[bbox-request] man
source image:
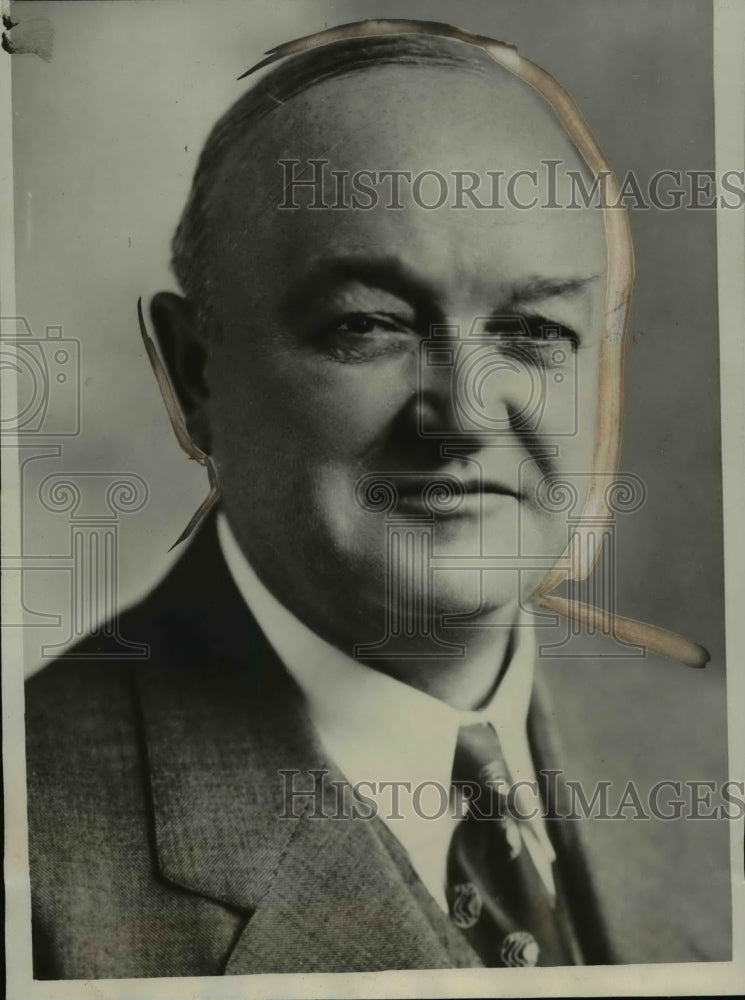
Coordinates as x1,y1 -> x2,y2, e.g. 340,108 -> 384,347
25,21 -> 731,978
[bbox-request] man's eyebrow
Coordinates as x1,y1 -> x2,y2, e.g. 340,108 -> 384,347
283,255 -> 435,317
505,274 -> 601,308
282,256 -> 602,318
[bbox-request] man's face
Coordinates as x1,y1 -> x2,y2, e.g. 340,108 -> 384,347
202,62 -> 608,647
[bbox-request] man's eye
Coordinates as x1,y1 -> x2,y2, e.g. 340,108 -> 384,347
316,312 -> 415,363
520,316 -> 580,348
329,313 -> 402,335
480,318 -> 580,370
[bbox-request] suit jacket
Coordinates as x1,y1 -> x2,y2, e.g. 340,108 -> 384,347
25,515 -> 732,979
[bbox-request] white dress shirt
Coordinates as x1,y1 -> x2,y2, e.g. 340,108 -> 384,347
217,511 -> 555,911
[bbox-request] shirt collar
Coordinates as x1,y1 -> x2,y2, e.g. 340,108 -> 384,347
216,511 -> 537,795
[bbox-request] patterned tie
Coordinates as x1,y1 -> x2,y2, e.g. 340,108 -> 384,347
446,722 -> 580,968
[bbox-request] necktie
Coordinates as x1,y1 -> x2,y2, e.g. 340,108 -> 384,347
446,721 -> 580,968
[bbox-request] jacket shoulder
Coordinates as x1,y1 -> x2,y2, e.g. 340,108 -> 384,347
25,632 -> 243,977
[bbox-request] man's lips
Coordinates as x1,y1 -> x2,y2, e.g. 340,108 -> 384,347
354,471 -> 526,518
391,475 -> 523,512
394,476 -> 520,498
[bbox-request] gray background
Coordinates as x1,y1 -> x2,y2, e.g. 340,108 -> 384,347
10,0 -> 723,678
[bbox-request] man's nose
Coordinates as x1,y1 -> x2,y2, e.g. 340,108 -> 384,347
413,349 -> 462,437
414,333 -> 543,438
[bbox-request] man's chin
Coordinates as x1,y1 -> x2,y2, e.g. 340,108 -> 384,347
430,571 -> 523,621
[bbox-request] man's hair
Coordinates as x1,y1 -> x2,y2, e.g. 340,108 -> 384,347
171,32 -> 510,335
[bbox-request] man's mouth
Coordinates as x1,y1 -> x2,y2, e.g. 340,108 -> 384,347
392,474 -> 521,514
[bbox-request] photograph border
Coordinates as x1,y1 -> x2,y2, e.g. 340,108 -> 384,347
2,1 -> 743,996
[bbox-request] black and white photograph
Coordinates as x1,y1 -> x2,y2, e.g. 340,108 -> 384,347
2,1 -> 744,997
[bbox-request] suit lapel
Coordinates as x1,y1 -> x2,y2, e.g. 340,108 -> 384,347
530,642 -> 731,965
135,635 -> 309,912
528,676 -> 616,965
134,518 -> 478,972
225,770 -> 479,973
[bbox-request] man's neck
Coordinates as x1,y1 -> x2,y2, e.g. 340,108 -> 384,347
358,607 -> 521,711
217,510 -> 523,711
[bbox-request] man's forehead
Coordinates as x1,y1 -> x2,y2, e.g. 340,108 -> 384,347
215,59 -> 590,200
205,56 -> 607,300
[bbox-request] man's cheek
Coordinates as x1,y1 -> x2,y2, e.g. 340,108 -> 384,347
298,374 -> 412,450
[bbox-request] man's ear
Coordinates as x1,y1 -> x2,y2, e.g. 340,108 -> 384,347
149,292 -> 212,454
